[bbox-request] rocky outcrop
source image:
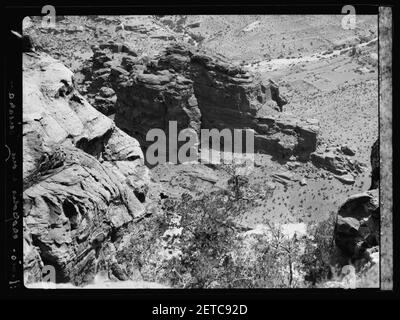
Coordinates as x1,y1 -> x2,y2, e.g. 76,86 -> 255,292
333,189 -> 379,259
310,145 -> 366,183
254,114 -> 319,161
23,52 -> 151,285
78,43 -> 137,115
151,45 -> 285,126
116,68 -> 201,149
82,43 -> 318,161
333,141 -> 380,262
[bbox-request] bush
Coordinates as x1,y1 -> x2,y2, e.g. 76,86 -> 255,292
114,208 -> 168,280
158,180 -> 302,288
121,168 -> 338,288
162,191 -> 239,288
300,213 -> 337,286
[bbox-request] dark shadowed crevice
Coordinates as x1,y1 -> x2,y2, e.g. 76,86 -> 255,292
75,128 -> 113,158
62,199 -> 80,230
134,190 -> 146,203
31,234 -> 70,283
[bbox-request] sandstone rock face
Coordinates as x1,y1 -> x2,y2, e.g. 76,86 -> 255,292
23,53 -> 150,285
310,146 -> 366,182
254,114 -> 319,161
333,189 -> 379,259
116,68 -> 201,149
82,43 -> 318,161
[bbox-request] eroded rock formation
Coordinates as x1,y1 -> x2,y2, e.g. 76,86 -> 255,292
310,145 -> 367,184
333,141 -> 379,262
81,43 -> 319,161
334,189 -> 379,258
23,52 -> 151,285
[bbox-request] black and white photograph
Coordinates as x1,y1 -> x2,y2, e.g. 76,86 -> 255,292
2,2 -> 397,302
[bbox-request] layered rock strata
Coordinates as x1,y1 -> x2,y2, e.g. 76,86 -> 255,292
310,145 -> 367,184
82,44 -> 319,161
23,52 -> 150,285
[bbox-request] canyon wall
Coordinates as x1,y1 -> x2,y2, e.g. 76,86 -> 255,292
81,43 -> 319,161
23,52 -> 151,285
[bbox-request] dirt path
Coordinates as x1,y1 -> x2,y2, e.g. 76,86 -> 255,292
246,37 -> 377,73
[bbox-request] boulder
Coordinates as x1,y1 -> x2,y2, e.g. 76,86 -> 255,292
255,114 -> 319,160
334,173 -> 355,185
99,42 -> 137,56
99,86 -> 115,98
341,144 -> 356,156
299,178 -> 307,186
334,189 -> 379,259
271,171 -> 296,185
186,21 -> 201,28
311,147 -> 365,179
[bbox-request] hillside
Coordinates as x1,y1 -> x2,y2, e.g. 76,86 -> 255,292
22,14 -> 379,288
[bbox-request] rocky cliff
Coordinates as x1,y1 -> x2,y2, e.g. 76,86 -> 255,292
23,52 -> 151,285
80,43 -> 319,161
333,140 -> 379,264
334,189 -> 379,259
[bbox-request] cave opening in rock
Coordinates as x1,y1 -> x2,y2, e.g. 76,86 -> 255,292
134,190 -> 146,203
62,199 -> 80,230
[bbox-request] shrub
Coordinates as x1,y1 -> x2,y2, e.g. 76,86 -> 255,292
158,181 -> 302,288
300,212 -> 337,286
122,167 -> 339,288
